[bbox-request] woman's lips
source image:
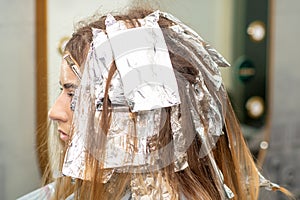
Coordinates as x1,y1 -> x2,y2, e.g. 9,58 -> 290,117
58,129 -> 69,141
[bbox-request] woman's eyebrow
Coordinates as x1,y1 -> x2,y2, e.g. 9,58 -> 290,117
59,81 -> 78,89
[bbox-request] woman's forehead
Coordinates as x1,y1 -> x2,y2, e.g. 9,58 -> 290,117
59,59 -> 78,85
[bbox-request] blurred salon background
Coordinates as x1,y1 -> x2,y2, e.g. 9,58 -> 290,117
0,0 -> 299,199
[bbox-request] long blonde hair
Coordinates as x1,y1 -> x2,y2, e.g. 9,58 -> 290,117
43,8 -> 292,200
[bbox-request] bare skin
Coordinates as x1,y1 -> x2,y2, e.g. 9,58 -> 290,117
48,59 -> 79,142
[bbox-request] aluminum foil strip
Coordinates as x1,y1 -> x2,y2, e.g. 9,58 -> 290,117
170,105 -> 188,172
223,184 -> 235,199
204,43 -> 230,68
63,106 -> 166,179
166,25 -> 223,91
174,67 -> 223,157
184,80 -> 234,199
193,81 -> 224,157
62,132 -> 88,180
258,172 -> 280,191
90,27 -> 127,110
99,109 -> 163,169
162,26 -> 228,122
170,71 -> 200,172
212,159 -> 235,199
62,57 -> 97,180
130,172 -> 174,200
105,12 -> 181,112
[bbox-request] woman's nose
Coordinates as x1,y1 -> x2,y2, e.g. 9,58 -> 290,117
48,94 -> 68,122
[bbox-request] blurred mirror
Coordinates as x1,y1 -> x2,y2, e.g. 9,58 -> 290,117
229,0 -> 271,161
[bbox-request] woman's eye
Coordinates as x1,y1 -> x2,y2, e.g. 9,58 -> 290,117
59,87 -> 75,98
67,92 -> 75,98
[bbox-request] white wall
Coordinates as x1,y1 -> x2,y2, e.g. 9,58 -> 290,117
0,0 -> 40,199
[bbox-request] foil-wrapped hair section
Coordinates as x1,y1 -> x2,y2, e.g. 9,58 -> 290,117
101,109 -> 163,169
105,14 -> 117,26
223,184 -> 235,199
206,151 -> 234,199
259,172 -> 280,191
63,53 -> 82,80
130,172 -> 174,200
170,105 -> 189,172
204,43 -> 230,67
89,28 -> 127,111
105,14 -> 181,112
168,24 -> 224,91
91,28 -> 108,48
139,10 -> 160,27
105,13 -> 127,33
62,131 -> 87,180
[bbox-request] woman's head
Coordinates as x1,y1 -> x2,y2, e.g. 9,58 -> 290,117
45,8 -> 290,200
49,9 -> 202,146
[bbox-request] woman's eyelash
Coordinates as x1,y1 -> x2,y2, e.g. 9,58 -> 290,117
59,87 -> 75,97
67,92 -> 75,97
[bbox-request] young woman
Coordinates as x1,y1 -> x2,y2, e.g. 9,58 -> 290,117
19,6 -> 292,200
